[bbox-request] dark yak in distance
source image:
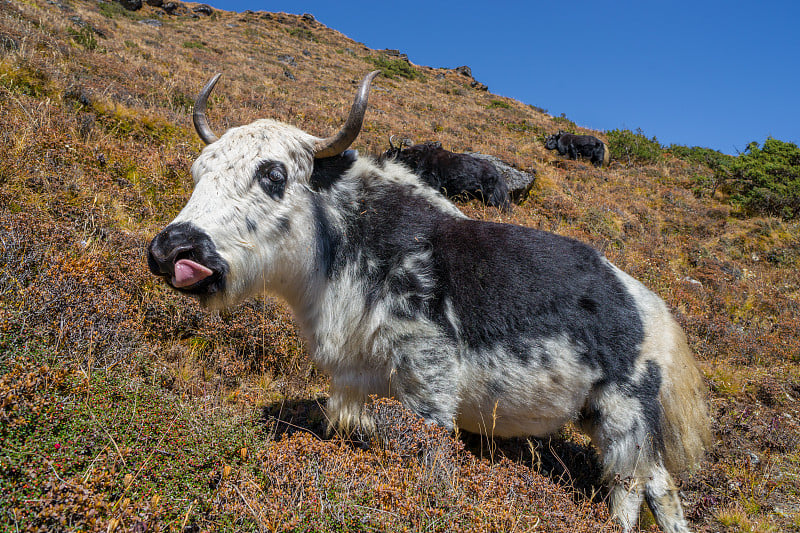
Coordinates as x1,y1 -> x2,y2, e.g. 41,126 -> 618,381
380,138 -> 511,211
544,131 -> 610,167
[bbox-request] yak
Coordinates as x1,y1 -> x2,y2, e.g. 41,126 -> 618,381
148,71 -> 710,532
380,138 -> 511,210
545,130 -> 610,167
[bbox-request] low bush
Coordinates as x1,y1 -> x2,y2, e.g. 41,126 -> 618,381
367,56 -> 425,81
669,145 -> 734,197
606,127 -> 662,164
723,138 -> 800,219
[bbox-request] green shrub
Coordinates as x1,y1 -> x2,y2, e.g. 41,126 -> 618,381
669,145 -> 735,197
487,99 -> 511,109
723,138 -> 800,219
669,145 -> 733,169
0,62 -> 50,97
287,28 -> 316,41
606,128 -> 662,164
98,1 -> 140,19
552,113 -> 576,131
68,27 -> 99,51
505,121 -> 541,135
367,56 -> 425,81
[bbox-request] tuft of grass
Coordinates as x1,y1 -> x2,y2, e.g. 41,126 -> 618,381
368,55 -> 425,81
552,113 -> 577,130
98,1 -> 142,20
68,27 -> 100,51
286,27 -> 315,42
0,60 -> 52,98
182,40 -> 206,50
486,99 -> 511,109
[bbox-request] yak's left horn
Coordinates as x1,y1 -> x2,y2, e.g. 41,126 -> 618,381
193,73 -> 221,145
314,70 -> 380,158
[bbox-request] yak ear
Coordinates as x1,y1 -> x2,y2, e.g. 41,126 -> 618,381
309,149 -> 358,192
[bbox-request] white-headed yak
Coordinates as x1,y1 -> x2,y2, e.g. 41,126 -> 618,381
148,71 -> 710,532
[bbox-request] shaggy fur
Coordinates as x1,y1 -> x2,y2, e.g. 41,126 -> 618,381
148,117 -> 710,533
379,141 -> 511,210
545,131 -> 609,167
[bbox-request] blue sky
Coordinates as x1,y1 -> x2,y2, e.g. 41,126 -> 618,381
205,1 -> 798,155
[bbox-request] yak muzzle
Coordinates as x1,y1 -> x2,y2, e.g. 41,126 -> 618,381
147,222 -> 228,296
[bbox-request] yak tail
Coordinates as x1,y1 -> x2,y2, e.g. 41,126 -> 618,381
658,317 -> 713,474
602,142 -> 610,167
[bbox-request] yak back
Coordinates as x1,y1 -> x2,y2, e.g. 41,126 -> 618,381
381,141 -> 511,210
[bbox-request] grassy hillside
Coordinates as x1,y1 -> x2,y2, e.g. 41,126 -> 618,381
1,1 -> 799,531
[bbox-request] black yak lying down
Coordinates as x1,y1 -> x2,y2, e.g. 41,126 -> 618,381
380,139 -> 511,210
545,131 -> 609,167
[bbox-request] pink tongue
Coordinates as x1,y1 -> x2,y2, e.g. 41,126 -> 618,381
172,259 -> 213,288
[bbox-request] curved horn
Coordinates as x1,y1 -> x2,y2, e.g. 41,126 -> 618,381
389,134 -> 397,150
193,73 -> 222,145
314,70 -> 381,158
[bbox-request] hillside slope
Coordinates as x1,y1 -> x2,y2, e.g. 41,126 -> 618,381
1,1 -> 799,531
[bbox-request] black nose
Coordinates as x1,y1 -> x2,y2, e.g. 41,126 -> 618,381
148,225 -> 194,277
147,222 -> 229,294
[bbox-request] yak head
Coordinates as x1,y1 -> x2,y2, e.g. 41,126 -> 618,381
544,131 -> 565,150
147,71 -> 380,309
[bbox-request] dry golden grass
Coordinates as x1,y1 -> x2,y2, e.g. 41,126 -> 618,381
1,0 -> 800,531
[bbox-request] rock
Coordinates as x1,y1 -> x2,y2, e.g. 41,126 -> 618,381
145,0 -> 162,6
284,69 -> 296,81
467,153 -> 537,203
454,65 -> 472,77
277,54 -> 296,67
138,18 -> 162,27
192,4 -> 213,15
301,13 -> 315,22
161,1 -> 186,15
470,80 -> 488,91
383,49 -> 409,62
115,0 -> 142,10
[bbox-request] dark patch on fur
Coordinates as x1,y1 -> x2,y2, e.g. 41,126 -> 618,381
311,193 -> 339,278
310,150 -> 357,191
254,160 -> 287,200
578,402 -> 603,429
246,217 -> 257,234
379,141 -> 511,210
623,359 -> 665,454
579,296 -> 599,314
276,215 -> 291,235
429,219 -> 644,385
487,379 -> 504,398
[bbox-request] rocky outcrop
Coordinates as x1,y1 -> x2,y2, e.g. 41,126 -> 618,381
467,152 -> 537,202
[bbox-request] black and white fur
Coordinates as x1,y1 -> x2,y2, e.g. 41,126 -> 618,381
148,78 -> 710,533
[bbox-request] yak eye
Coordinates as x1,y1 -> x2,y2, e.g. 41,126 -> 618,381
255,160 -> 287,200
268,166 -> 285,183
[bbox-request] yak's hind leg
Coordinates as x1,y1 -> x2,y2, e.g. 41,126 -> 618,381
580,361 -> 691,533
